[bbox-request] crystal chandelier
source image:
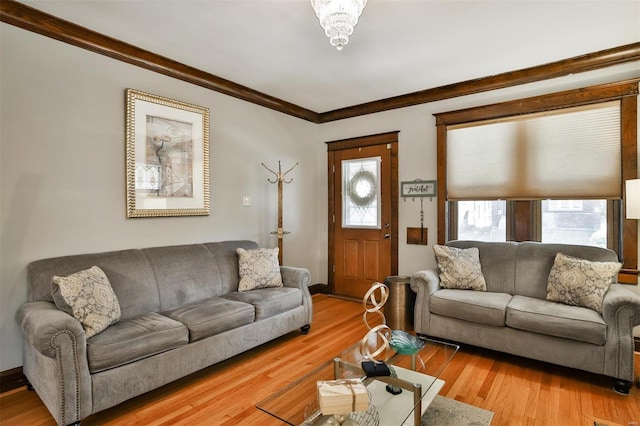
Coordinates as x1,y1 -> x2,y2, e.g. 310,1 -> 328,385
310,0 -> 368,51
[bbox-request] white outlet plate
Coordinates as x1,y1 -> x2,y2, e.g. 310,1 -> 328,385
242,196 -> 251,206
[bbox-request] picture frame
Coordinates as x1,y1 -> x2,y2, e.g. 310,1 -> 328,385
400,180 -> 437,198
125,89 -> 210,218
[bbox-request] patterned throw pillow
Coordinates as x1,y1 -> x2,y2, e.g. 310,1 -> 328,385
237,248 -> 283,292
433,245 -> 487,291
546,253 -> 621,313
52,266 -> 121,338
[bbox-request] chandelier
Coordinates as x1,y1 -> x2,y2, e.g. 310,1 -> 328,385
310,0 -> 368,51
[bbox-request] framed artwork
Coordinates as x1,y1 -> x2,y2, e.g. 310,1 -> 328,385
400,180 -> 437,198
125,89 -> 210,218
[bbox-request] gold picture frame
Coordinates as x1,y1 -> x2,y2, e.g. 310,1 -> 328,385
125,89 -> 210,218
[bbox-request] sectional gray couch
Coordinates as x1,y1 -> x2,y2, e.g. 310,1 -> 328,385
16,240 -> 312,426
411,240 -> 640,394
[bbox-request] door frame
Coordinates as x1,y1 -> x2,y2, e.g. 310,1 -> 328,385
326,131 -> 400,294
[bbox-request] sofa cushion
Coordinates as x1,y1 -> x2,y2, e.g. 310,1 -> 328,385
430,289 -> 512,326
447,241 -> 518,294
52,266 -> 121,338
433,245 -> 487,291
29,249 -> 161,320
546,253 -> 621,313
506,295 -> 606,345
222,287 -> 302,320
514,242 -> 620,300
161,297 -> 255,342
203,240 -> 259,293
143,244 -> 222,310
86,312 -> 188,373
237,247 -> 283,292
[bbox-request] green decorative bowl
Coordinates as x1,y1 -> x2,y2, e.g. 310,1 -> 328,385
389,330 -> 425,355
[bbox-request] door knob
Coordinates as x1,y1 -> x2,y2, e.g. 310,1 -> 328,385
384,233 -> 391,238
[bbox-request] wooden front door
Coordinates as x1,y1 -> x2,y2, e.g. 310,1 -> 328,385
327,132 -> 399,299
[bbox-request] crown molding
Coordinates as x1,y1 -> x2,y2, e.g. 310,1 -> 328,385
434,78 -> 640,126
0,0 -> 320,123
318,43 -> 640,122
2,0 -> 639,124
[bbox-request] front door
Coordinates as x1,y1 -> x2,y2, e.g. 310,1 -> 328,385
327,132 -> 398,299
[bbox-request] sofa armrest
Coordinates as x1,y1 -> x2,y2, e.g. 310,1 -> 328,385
16,301 -> 87,358
410,269 -> 441,335
602,284 -> 640,327
601,284 -> 640,381
16,301 -> 92,425
410,269 -> 441,296
280,266 -> 313,325
280,266 -> 310,290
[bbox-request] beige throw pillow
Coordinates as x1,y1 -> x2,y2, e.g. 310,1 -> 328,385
52,266 -> 121,338
237,248 -> 283,292
433,245 -> 487,291
546,253 -> 621,313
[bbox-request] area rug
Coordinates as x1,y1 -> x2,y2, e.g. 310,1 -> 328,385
422,395 -> 493,426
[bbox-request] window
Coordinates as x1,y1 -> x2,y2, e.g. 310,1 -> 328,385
342,157 -> 381,228
541,199 -> 607,248
454,199 -> 609,249
435,80 -> 638,283
456,200 -> 506,242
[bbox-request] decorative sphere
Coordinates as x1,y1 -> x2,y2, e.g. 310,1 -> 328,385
333,414 -> 347,423
320,416 -> 340,426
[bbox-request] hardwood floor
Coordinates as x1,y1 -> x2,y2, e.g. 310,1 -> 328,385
1,294 -> 639,425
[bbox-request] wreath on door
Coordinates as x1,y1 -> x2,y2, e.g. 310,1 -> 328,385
348,170 -> 377,207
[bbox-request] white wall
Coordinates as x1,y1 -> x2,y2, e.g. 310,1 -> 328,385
0,25 -> 320,371
2,23 -> 639,373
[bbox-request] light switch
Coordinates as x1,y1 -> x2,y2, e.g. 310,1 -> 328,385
242,196 -> 251,207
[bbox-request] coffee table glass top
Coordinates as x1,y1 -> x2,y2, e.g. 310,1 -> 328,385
257,335 -> 459,426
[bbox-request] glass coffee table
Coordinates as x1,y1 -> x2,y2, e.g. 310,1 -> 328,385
257,335 -> 459,426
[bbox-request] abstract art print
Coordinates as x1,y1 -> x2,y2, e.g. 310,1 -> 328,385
125,89 -> 210,218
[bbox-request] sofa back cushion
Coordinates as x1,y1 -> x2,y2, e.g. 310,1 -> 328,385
446,240 -> 518,294
143,240 -> 258,310
204,240 -> 258,293
515,242 -> 619,300
28,249 -> 160,320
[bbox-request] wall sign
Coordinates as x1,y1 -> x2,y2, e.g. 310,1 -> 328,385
400,180 -> 436,198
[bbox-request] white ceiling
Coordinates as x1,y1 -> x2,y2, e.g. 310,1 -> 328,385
20,0 -> 640,113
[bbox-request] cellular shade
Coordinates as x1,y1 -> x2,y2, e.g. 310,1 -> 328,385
446,101 -> 621,200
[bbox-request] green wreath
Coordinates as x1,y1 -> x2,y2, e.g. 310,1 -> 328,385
348,170 -> 377,207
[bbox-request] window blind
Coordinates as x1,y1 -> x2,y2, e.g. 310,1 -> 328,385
446,101 -> 621,200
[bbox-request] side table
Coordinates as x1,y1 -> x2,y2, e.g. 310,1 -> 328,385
383,275 -> 415,331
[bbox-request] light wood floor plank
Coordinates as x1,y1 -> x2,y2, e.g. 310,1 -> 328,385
1,294 -> 638,425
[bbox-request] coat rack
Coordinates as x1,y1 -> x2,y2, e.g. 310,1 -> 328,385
261,161 -> 299,264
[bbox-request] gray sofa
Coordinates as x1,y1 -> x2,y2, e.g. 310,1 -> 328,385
411,240 -> 640,394
16,240 -> 312,426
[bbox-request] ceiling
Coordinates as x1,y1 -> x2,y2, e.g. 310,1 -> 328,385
18,0 -> 640,113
